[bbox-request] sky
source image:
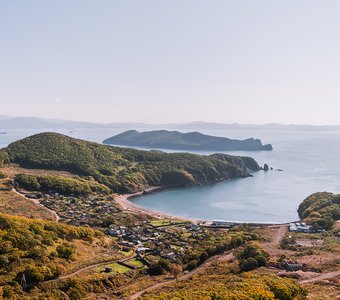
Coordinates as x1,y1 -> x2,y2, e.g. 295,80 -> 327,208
1,1 -> 340,125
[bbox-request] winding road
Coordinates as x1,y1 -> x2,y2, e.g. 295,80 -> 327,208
126,251 -> 234,300
57,254 -> 137,281
44,253 -> 137,283
125,225 -> 291,299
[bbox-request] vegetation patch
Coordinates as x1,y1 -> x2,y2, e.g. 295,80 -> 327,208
298,192 -> 340,230
142,263 -> 307,300
125,258 -> 145,269
98,263 -> 132,274
0,213 -> 102,288
150,219 -> 186,227
236,242 -> 270,272
14,173 -> 110,196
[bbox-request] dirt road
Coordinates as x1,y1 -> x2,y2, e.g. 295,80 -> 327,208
46,253 -> 136,282
126,251 -> 234,300
271,225 -> 288,245
300,269 -> 340,284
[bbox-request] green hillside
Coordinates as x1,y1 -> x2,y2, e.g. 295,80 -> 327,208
298,192 -> 340,230
2,132 -> 260,193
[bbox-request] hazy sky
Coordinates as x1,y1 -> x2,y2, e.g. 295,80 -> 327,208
1,1 -> 340,124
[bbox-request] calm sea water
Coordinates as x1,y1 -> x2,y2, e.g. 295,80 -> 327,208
1,128 -> 340,223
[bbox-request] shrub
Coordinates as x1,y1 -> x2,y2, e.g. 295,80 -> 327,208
240,257 -> 258,271
255,255 -> 268,267
237,242 -> 269,272
57,243 -> 75,260
148,259 -> 170,275
186,259 -> 198,271
15,174 -> 41,190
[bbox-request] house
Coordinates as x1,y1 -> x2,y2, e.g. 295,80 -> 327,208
107,228 -> 122,236
103,266 -> 113,273
162,251 -> 176,259
212,221 -> 235,228
289,223 -> 314,233
190,224 -> 200,231
283,260 -> 302,271
137,247 -> 151,254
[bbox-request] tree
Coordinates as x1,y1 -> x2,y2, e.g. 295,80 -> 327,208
148,259 -> 170,275
237,242 -> 269,272
255,255 -> 268,267
57,243 -> 75,260
170,263 -> 183,279
240,258 -> 258,272
199,251 -> 209,263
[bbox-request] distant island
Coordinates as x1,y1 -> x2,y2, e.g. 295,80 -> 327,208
103,130 -> 273,151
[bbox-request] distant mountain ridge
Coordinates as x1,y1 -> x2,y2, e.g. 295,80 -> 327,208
1,115 -> 340,131
103,130 -> 273,151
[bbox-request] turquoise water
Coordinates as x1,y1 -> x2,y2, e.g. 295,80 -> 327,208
1,128 -> 340,223
130,129 -> 340,223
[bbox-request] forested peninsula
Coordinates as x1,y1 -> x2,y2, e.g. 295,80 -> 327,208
0,132 -> 260,194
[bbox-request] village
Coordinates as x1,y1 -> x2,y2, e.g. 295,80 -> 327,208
35,191 -> 238,270
22,190 -> 339,283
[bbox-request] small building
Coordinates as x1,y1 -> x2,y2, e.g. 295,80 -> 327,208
107,228 -> 122,236
103,266 -> 113,273
212,221 -> 235,228
137,247 -> 151,254
289,223 -> 313,233
190,224 -> 200,231
283,260 -> 302,271
162,251 -> 176,259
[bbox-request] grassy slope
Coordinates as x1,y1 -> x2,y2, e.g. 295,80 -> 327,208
141,262 -> 306,300
2,132 -> 260,193
0,190 -> 55,221
0,213 -> 106,285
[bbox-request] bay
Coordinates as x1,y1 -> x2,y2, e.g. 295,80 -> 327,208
1,127 -> 340,223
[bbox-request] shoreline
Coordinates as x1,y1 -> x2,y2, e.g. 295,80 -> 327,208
115,187 -> 200,224
114,187 -> 296,226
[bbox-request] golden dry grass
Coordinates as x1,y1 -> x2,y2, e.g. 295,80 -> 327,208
0,190 -> 54,220
305,281 -> 340,299
2,164 -> 76,178
64,237 -> 119,274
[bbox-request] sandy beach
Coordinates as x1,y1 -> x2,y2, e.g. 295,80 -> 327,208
114,187 -> 200,224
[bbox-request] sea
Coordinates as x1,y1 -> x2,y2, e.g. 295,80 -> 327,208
1,127 -> 340,224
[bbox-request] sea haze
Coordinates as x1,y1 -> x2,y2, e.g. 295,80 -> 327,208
1,127 -> 340,223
